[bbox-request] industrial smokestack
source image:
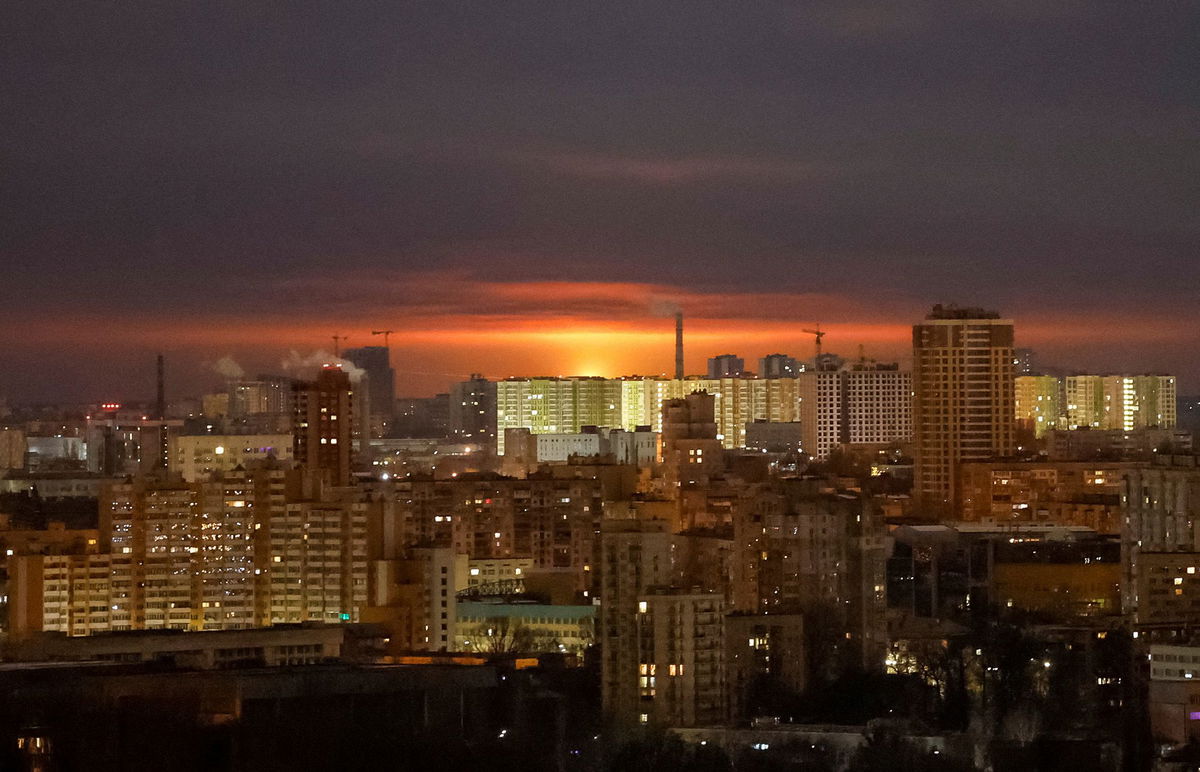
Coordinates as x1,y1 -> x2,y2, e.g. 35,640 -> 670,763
156,354 -> 165,420
674,312 -> 684,380
156,354 -> 168,469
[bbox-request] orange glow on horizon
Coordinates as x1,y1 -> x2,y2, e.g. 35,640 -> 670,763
12,276 -> 1199,394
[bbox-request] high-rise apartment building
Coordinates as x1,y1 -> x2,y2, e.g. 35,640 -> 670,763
292,366 -> 355,485
1123,455 -> 1200,634
707,354 -> 745,378
342,346 -> 395,424
1015,375 -> 1062,439
599,518 -> 731,727
449,374 -> 497,449
635,590 -> 726,726
759,353 -> 801,379
1065,375 -> 1177,431
731,480 -> 887,670
228,377 -> 294,418
796,365 -> 912,458
495,378 -> 622,452
912,305 -> 1015,515
500,373 -> 911,458
9,469 -> 367,638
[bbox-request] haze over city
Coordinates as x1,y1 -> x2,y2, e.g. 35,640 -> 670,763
4,4 -> 1200,770
4,3 -> 1198,402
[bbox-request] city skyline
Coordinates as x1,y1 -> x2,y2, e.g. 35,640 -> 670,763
2,295 -> 1194,405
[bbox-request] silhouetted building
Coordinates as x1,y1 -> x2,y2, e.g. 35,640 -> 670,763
449,374 -> 496,448
912,305 -> 1015,516
343,346 -> 395,429
758,353 -> 800,379
292,366 -> 355,486
707,354 -> 745,378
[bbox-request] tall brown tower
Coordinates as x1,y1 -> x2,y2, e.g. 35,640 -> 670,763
292,365 -> 355,486
912,305 -> 1015,516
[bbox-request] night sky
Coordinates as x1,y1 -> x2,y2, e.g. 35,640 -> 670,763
4,2 -> 1198,402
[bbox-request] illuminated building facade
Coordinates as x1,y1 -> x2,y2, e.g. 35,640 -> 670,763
1065,375 -> 1177,431
1015,375 -> 1062,439
8,470 -> 367,638
170,433 -> 292,482
958,460 -> 1139,533
495,377 -> 622,452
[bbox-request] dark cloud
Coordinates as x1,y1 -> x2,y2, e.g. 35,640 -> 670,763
2,1 -> 1198,400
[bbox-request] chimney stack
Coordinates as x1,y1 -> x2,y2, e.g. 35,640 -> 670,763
156,354 -> 168,469
674,312 -> 684,380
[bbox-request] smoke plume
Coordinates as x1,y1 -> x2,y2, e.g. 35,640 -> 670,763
281,349 -> 366,382
209,355 -> 245,380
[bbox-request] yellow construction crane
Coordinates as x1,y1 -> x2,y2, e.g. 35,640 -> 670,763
371,329 -> 396,348
801,324 -> 826,360
331,334 -> 347,357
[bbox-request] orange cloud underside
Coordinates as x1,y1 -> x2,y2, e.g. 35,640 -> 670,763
20,277 -> 1200,392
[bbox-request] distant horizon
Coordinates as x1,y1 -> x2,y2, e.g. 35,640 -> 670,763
4,298 -> 1196,406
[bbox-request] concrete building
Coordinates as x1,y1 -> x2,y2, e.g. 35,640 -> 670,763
449,374 -> 497,449
456,602 -> 595,656
1149,645 -> 1200,745
759,354 -> 801,379
0,428 -> 26,469
531,426 -> 656,466
1066,375 -> 1177,431
363,546 -> 467,652
1015,375 -> 1062,439
636,589 -> 726,726
7,470 -> 367,639
465,556 -> 534,590
292,366 -> 355,486
1045,426 -> 1193,461
912,305 -> 1016,515
495,378 -> 622,453
725,613 -> 805,722
228,377 -> 294,418
84,409 -> 183,477
599,517 -> 732,727
707,354 -> 745,378
660,392 -> 725,489
1123,455 -> 1200,635
3,624 -> 347,668
343,346 -> 395,425
169,433 -> 292,482
958,460 -> 1139,533
732,480 -> 887,670
744,421 -> 803,454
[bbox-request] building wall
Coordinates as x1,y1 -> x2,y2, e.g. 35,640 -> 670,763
170,434 -> 292,482
1015,375 -> 1062,438
637,591 -> 726,727
958,461 -> 1137,533
1123,459 -> 1200,630
912,312 -> 1015,514
8,470 -> 367,639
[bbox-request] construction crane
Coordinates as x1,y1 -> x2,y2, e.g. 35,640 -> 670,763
371,329 -> 396,348
801,324 -> 826,361
331,334 -> 347,357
